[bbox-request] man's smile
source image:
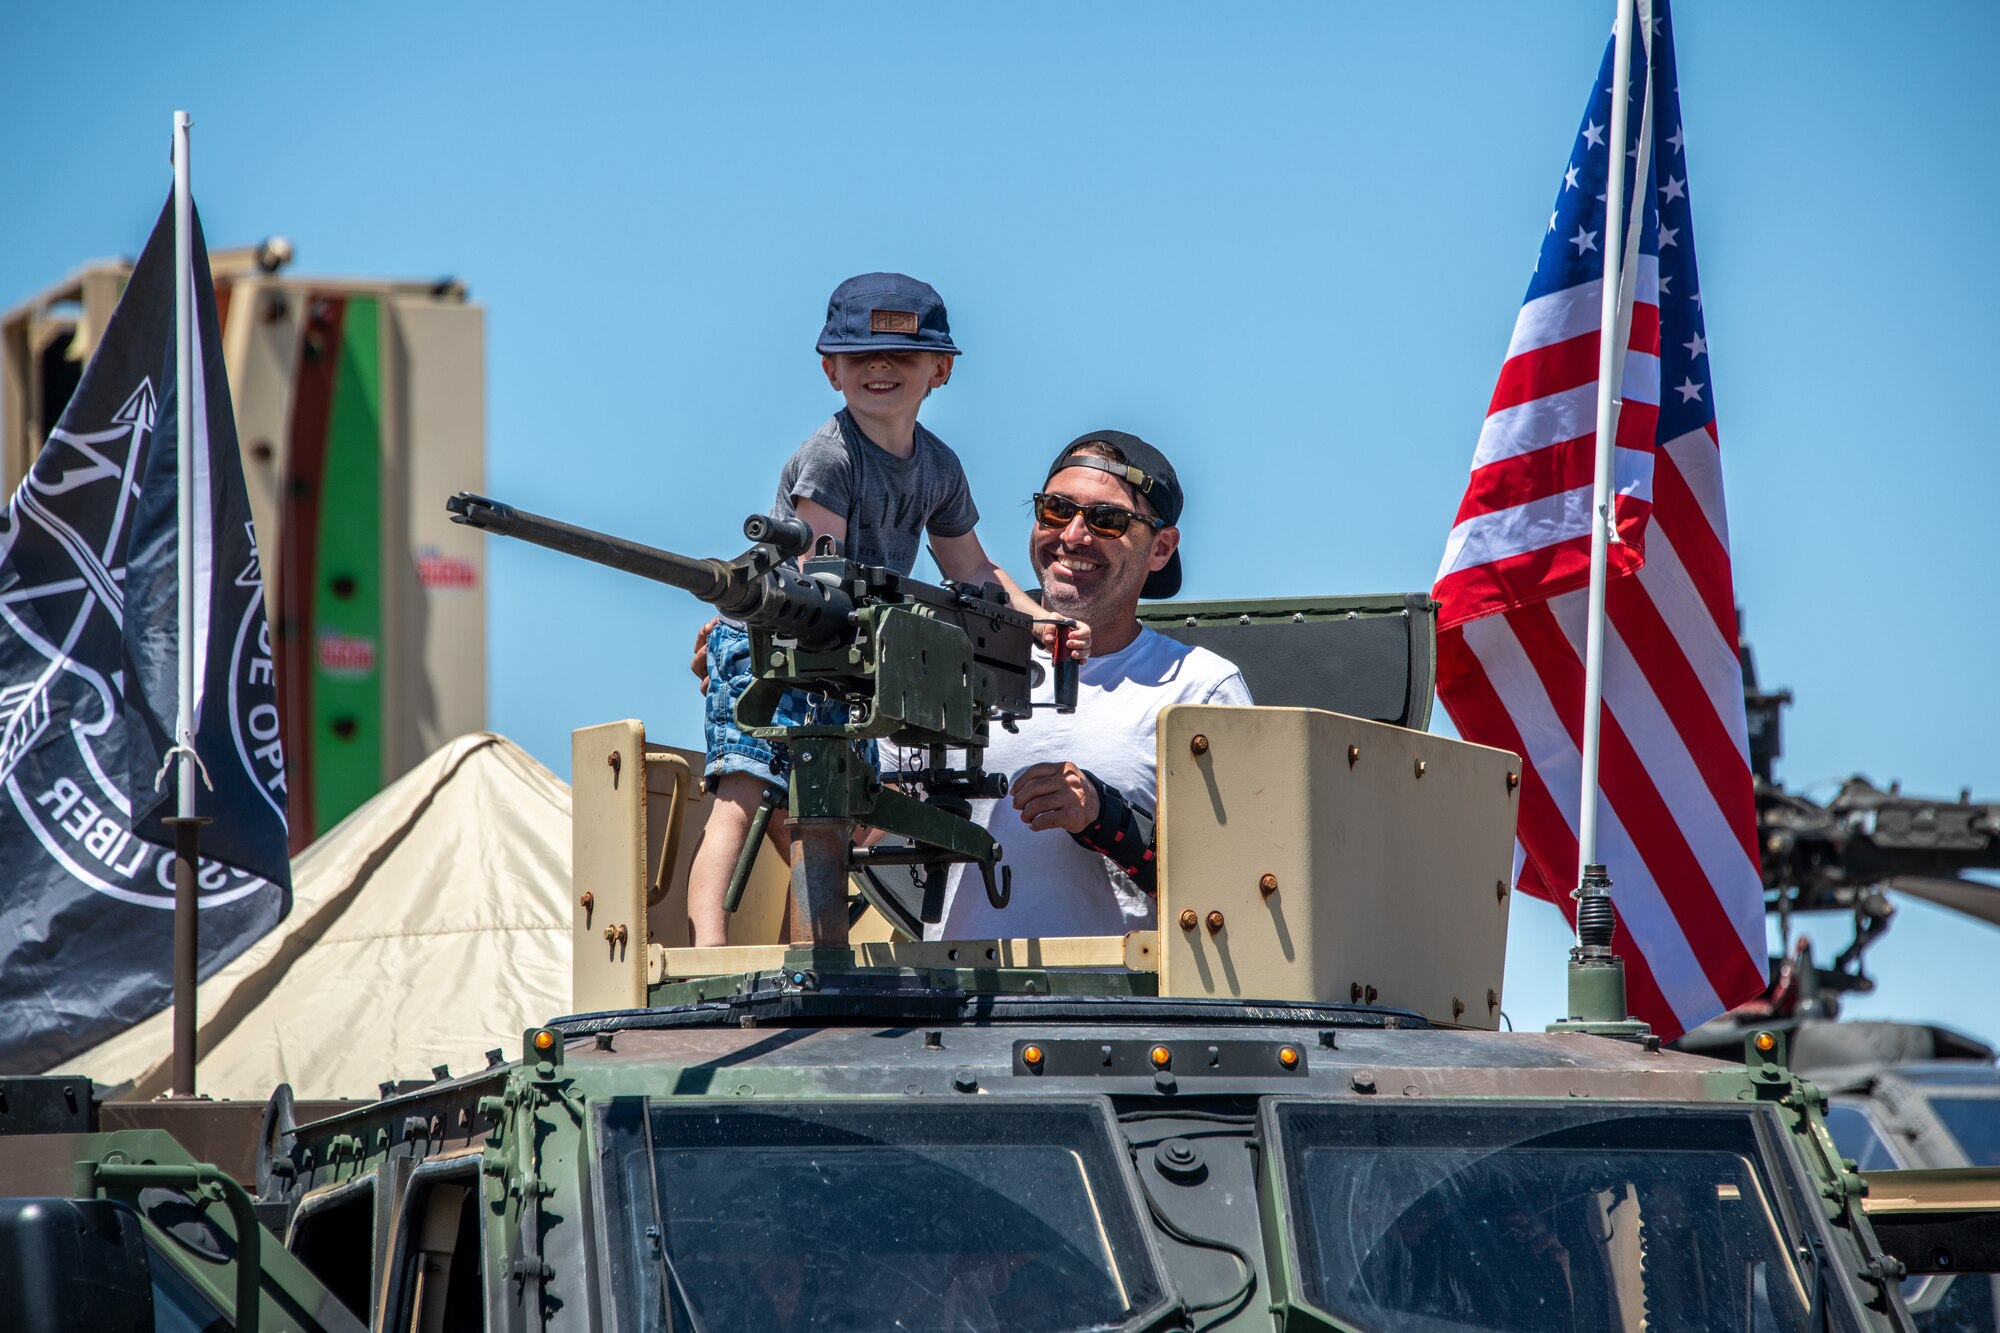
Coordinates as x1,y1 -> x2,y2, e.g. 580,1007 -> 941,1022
1049,551 -> 1104,577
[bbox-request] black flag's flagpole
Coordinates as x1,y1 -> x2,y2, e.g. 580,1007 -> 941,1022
168,109 -> 211,1099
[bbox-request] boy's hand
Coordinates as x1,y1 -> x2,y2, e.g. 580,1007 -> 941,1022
690,616 -> 718,693
1038,618 -> 1091,662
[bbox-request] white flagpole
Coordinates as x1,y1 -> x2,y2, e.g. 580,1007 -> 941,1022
170,109 -> 201,1097
173,111 -> 196,821
1574,2 -> 1635,888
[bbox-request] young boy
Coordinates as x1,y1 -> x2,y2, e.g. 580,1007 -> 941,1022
687,273 -> 1087,945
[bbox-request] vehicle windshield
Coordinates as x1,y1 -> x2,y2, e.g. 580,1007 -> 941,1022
1272,1102 -> 1830,1333
595,1098 -> 1167,1333
149,1237 -> 232,1333
1929,1097 -> 2000,1167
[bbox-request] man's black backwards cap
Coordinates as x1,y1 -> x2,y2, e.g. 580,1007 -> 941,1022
1045,430 -> 1183,599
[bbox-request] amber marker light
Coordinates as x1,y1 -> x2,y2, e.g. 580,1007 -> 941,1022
1278,1046 -> 1301,1070
533,1030 -> 557,1053
1150,1046 -> 1172,1069
1754,1031 -> 1777,1054
1022,1044 -> 1045,1069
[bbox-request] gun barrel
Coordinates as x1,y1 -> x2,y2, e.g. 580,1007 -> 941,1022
449,492 -> 858,646
448,492 -> 734,600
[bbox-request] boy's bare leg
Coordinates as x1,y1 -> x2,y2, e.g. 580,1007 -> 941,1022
687,773 -> 790,946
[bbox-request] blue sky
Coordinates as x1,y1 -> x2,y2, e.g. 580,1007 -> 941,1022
5,2 -> 1995,1046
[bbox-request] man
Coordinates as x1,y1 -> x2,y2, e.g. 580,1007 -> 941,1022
691,430 -> 1249,939
922,430 -> 1250,938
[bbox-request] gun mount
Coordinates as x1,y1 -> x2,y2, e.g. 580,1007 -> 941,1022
1740,629 -> 2000,1014
447,492 -> 1076,951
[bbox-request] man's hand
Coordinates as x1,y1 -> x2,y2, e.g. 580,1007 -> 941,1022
690,616 -> 718,693
1038,618 -> 1092,662
1010,761 -> 1100,833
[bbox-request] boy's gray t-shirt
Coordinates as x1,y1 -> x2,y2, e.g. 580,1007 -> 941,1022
770,409 -> 979,576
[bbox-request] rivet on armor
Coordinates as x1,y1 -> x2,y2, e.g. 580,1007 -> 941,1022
1506,771 -> 1520,791
1205,910 -> 1225,934
1178,909 -> 1199,931
1259,873 -> 1279,895
1189,733 -> 1209,756
1414,759 -> 1427,778
1347,745 -> 1360,766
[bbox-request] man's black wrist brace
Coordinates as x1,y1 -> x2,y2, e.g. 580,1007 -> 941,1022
1070,769 -> 1157,896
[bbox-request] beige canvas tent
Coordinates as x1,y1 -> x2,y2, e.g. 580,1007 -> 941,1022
69,733 -> 572,1101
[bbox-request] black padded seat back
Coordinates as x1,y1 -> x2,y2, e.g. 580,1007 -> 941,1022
1138,593 -> 1436,730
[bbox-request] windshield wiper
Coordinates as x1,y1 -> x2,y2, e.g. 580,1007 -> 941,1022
639,1104 -> 709,1333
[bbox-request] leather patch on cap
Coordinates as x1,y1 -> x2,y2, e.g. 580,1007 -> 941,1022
869,309 -> 920,335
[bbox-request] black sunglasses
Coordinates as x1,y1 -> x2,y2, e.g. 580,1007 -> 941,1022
1032,492 -> 1164,539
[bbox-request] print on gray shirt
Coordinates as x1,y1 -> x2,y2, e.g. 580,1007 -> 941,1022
769,410 -> 979,576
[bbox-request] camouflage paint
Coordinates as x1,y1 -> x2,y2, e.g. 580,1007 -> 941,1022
279,1021 -> 1892,1318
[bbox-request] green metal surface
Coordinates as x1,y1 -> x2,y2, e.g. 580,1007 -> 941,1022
311,297 -> 383,835
1139,593 -> 1423,623
1138,592 -> 1439,731
1546,956 -> 1652,1037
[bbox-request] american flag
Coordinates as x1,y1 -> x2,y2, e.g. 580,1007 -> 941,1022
1432,0 -> 1766,1040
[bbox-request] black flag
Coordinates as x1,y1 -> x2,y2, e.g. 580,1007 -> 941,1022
0,197 -> 291,1073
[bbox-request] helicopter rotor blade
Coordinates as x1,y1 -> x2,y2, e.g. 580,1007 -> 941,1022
1887,875 -> 2000,928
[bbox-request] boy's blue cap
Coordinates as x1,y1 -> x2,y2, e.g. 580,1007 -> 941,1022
816,273 -> 961,356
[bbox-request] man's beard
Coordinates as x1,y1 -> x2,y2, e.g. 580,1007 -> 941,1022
1034,553 -> 1123,628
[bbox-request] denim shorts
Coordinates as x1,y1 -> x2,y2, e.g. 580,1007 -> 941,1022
703,620 -> 879,792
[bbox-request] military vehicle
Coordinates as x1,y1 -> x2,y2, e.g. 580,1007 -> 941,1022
1670,634 -> 2000,1328
6,505 -> 1998,1333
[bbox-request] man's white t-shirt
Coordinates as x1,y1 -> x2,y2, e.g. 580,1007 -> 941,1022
917,626 -> 1251,940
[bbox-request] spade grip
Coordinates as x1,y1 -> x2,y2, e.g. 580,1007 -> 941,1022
1049,621 -> 1080,714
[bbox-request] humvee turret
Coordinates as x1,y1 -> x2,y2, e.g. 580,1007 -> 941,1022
5,507 -> 1995,1332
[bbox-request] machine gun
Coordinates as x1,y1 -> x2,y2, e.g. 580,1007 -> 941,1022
1740,630 -> 2000,1012
446,493 -> 1077,950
